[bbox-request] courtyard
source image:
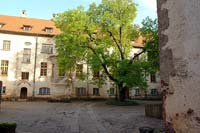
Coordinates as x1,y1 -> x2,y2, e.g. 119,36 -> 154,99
0,101 -> 163,133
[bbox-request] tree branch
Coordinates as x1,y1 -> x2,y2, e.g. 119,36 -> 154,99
119,26 -> 124,59
129,49 -> 145,64
85,45 -> 118,83
107,30 -> 124,60
85,32 -> 118,82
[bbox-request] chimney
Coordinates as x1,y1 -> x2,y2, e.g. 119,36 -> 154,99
21,10 -> 27,17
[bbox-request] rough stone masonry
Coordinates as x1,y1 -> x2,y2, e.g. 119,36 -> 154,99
157,0 -> 200,132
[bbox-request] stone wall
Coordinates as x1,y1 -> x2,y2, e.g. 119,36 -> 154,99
157,0 -> 200,132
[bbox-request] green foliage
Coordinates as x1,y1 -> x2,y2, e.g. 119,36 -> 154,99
0,123 -> 17,128
140,17 -> 159,74
115,59 -> 148,89
106,98 -> 139,106
53,0 -> 159,100
76,72 -> 87,80
54,6 -> 90,72
90,71 -> 107,88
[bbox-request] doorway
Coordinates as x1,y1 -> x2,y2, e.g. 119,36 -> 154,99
20,87 -> 27,99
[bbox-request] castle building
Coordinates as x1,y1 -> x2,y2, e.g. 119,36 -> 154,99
0,13 -> 160,100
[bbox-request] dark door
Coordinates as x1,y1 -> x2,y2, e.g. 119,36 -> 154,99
20,87 -> 27,99
125,87 -> 129,99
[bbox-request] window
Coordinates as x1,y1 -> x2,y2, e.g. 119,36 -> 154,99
1,60 -> 9,76
110,88 -> 115,96
24,42 -> 32,46
76,64 -> 83,75
150,74 -> 156,83
3,40 -> 11,51
151,89 -> 158,96
93,88 -> 100,96
39,87 -> 50,95
41,44 -> 53,54
23,25 -> 32,31
0,86 -> 6,94
93,71 -> 100,79
23,48 -> 31,63
135,89 -> 140,96
44,27 -> 53,33
0,23 -> 5,28
76,87 -> 86,96
21,72 -> 29,80
40,62 -> 47,76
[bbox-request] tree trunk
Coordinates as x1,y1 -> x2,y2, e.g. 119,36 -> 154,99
118,84 -> 126,102
115,87 -> 118,100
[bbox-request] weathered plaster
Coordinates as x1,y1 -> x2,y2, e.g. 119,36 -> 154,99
158,0 -> 200,132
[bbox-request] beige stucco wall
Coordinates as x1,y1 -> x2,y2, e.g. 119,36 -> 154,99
0,32 -> 160,99
0,33 -> 111,99
158,0 -> 200,132
0,33 -> 64,98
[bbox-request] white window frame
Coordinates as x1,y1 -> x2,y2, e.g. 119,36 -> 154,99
39,87 -> 50,95
41,43 -> 53,54
0,60 -> 9,76
22,48 -> 31,63
3,40 -> 11,51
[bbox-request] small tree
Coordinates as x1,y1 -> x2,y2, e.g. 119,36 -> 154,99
54,0 -> 158,101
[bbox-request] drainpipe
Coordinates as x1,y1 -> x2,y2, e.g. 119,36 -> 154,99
86,63 -> 89,98
32,35 -> 38,99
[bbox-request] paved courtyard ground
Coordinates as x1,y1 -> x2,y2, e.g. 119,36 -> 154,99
0,101 -> 163,133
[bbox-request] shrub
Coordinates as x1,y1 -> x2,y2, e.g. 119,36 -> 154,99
106,99 -> 139,106
48,98 -> 71,103
0,123 -> 17,133
0,123 -> 17,128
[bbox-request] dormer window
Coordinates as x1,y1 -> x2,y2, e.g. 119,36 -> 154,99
44,27 -> 53,33
23,25 -> 32,31
0,23 -> 5,28
24,42 -> 32,46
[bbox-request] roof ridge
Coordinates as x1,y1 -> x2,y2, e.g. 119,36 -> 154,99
0,14 -> 52,22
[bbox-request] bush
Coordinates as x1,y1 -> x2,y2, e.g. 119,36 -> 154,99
106,99 -> 139,106
70,97 -> 106,102
0,123 -> 17,128
0,123 -> 17,133
48,98 -> 71,103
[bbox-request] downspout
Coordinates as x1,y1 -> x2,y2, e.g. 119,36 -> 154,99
86,63 -> 89,98
32,35 -> 38,99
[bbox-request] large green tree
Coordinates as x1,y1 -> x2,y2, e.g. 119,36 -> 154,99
140,17 -> 159,74
53,0 -> 158,101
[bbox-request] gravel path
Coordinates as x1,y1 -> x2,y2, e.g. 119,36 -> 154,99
0,101 -> 163,133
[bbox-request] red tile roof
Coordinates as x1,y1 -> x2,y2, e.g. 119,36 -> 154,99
0,15 -> 61,36
132,36 -> 144,48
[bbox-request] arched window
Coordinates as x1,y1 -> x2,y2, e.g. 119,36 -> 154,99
24,42 -> 32,46
39,87 -> 50,95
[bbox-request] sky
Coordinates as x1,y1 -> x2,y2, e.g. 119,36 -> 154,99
0,0 -> 157,25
